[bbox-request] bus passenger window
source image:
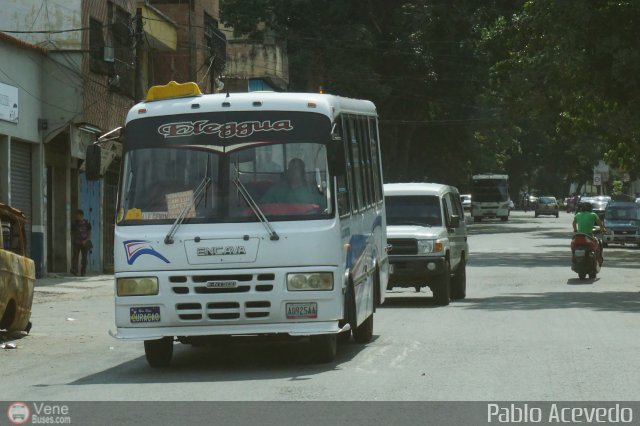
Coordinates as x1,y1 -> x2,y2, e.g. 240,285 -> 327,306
337,175 -> 350,216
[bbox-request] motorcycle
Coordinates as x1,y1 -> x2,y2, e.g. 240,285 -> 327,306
570,231 -> 603,280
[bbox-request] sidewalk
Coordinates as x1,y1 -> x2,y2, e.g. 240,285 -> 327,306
35,273 -> 114,287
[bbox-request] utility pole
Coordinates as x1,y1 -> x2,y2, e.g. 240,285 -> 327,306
134,7 -> 144,101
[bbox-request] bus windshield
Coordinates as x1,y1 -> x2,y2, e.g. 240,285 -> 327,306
117,142 -> 331,224
471,179 -> 509,202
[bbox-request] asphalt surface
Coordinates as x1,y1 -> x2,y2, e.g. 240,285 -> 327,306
1,210 -> 639,403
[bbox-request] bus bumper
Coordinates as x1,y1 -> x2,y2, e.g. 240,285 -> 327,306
110,321 -> 345,341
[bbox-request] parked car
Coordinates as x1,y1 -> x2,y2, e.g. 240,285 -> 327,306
460,194 -> 472,211
602,201 -> 640,247
534,196 -> 559,218
384,183 -> 468,305
0,203 -> 35,333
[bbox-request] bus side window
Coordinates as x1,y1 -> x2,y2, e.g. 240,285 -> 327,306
369,118 -> 383,202
331,118 -> 350,216
348,116 -> 364,212
336,175 -> 350,216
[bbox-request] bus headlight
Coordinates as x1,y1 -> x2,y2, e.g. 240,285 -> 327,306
417,240 -> 444,254
287,273 -> 333,291
117,277 -> 159,296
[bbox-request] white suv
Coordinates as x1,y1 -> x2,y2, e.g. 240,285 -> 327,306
384,183 -> 469,305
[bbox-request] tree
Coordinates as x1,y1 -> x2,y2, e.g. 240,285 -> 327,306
222,1 -> 640,194
221,0 -> 521,188
479,0 -> 640,195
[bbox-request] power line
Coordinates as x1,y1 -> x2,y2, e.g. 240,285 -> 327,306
0,65 -> 81,114
1,27 -> 89,34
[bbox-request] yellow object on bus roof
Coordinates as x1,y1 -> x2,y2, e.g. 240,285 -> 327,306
145,81 -> 202,101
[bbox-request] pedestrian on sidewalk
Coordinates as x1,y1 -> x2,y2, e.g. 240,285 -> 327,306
71,209 -> 92,276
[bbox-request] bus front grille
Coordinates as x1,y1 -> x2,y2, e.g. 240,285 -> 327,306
171,272 -> 276,322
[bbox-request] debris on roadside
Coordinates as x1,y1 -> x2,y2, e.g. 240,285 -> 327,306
1,342 -> 17,349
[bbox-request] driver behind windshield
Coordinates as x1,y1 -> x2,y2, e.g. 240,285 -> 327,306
261,158 -> 324,205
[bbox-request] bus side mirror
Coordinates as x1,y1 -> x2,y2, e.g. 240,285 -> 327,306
85,144 -> 102,180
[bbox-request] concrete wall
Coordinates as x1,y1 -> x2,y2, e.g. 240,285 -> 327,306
0,0 -> 82,49
150,0 -> 220,92
0,37 -> 46,275
225,40 -> 289,91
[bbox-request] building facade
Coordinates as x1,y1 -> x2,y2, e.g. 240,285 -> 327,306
0,33 -> 47,277
0,0 -> 204,275
223,26 -> 289,92
148,0 -> 226,93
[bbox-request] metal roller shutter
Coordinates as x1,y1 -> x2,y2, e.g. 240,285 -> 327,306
10,141 -> 32,256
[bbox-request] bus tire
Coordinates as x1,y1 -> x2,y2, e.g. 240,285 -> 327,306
353,286 -> 373,344
373,266 -> 381,310
144,337 -> 174,368
310,334 -> 337,363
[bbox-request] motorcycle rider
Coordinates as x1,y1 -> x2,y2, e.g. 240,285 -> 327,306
572,201 -> 605,264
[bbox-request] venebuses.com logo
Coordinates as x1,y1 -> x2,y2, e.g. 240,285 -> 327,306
7,402 -> 30,424
6,401 -> 72,424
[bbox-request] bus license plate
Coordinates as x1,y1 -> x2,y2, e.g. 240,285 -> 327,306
286,302 -> 318,319
130,306 -> 161,323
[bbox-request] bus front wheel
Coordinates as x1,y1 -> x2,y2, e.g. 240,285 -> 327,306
310,334 -> 337,363
144,337 -> 174,368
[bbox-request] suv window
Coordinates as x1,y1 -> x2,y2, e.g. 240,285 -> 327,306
385,195 -> 442,227
443,192 -> 461,227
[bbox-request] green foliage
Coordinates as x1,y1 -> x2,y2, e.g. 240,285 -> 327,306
221,0 -> 640,193
479,0 -> 640,192
612,180 -> 623,195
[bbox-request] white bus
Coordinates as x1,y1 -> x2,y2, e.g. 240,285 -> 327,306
470,174 -> 510,222
93,82 -> 388,367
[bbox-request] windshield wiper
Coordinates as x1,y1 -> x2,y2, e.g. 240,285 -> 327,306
233,177 -> 279,241
164,176 -> 211,244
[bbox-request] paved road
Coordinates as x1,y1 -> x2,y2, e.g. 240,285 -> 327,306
2,210 -> 639,402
